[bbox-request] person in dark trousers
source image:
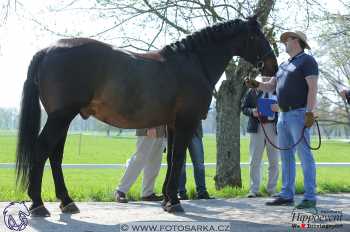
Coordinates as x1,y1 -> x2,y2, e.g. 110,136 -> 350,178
246,30 -> 319,209
241,76 -> 279,198
178,121 -> 213,200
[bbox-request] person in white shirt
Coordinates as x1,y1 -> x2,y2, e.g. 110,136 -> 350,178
241,76 -> 279,197
115,126 -> 166,203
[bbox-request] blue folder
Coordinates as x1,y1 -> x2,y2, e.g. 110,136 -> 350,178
257,98 -> 277,117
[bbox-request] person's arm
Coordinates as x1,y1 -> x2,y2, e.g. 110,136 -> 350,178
301,56 -> 319,128
241,91 -> 259,117
305,75 -> 318,112
304,75 -> 318,128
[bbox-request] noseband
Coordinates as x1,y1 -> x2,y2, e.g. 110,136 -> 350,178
255,49 -> 274,71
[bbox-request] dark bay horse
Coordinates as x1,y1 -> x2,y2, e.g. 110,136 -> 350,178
16,16 -> 277,216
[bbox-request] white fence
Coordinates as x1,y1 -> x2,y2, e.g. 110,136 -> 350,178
1,162 -> 350,169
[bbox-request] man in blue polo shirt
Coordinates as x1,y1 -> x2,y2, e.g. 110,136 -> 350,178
245,31 -> 318,209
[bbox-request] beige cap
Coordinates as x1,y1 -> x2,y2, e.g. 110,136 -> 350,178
280,31 -> 311,49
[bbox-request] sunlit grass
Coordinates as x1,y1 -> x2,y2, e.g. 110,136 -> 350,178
0,132 -> 349,201
0,167 -> 349,201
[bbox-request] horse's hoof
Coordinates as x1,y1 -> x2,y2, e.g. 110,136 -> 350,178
161,200 -> 168,211
30,205 -> 51,217
165,202 -> 184,213
60,202 -> 80,214
161,199 -> 168,207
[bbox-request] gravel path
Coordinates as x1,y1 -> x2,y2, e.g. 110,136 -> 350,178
1,194 -> 349,232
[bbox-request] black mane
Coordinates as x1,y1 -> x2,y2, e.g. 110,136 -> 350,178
160,19 -> 252,57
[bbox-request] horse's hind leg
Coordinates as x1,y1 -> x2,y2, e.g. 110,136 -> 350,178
28,110 -> 77,217
49,127 -> 79,214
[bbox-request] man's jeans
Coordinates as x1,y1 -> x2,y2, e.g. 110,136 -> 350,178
277,108 -> 316,201
178,135 -> 207,195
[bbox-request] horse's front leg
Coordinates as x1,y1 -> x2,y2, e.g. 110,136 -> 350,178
164,122 -> 195,213
161,127 -> 174,208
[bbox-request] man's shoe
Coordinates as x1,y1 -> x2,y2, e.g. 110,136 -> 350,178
246,192 -> 262,198
197,191 -> 215,199
115,190 -> 128,203
295,199 -> 316,209
141,193 -> 163,201
178,193 -> 188,200
265,197 -> 294,206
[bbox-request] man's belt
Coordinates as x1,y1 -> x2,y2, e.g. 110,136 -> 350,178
279,105 -> 305,112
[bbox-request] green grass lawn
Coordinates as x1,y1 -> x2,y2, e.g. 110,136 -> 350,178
0,132 -> 349,201
1,133 -> 349,163
1,167 -> 349,202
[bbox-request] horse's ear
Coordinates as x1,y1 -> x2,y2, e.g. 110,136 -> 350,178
251,13 -> 258,21
246,14 -> 259,24
246,14 -> 260,30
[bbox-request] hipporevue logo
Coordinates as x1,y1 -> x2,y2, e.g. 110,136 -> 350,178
291,208 -> 343,230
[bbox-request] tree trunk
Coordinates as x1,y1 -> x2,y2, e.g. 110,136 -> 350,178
214,75 -> 244,189
214,0 -> 276,189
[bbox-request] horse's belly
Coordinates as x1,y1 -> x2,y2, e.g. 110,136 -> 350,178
80,100 -> 171,129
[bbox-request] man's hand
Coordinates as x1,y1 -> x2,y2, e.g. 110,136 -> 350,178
271,104 -> 279,112
252,108 -> 259,117
146,128 -> 157,138
244,78 -> 260,88
304,112 -> 315,128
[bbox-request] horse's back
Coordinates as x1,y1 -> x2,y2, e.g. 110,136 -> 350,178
35,38 -> 210,128
37,38 -> 178,127
38,38 -> 125,114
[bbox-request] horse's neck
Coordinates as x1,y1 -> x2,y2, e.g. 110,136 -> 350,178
199,44 -> 234,87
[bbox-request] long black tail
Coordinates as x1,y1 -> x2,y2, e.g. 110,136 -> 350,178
16,49 -> 46,189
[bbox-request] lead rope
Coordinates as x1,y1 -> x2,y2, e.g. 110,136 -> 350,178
256,106 -> 322,151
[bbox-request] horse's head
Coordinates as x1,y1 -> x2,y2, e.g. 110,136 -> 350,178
235,15 -> 278,76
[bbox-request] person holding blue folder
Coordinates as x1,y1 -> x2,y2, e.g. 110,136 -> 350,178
245,30 -> 319,209
241,76 -> 279,198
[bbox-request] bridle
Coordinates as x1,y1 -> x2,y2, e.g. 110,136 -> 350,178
255,49 -> 274,71
244,32 -> 275,72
